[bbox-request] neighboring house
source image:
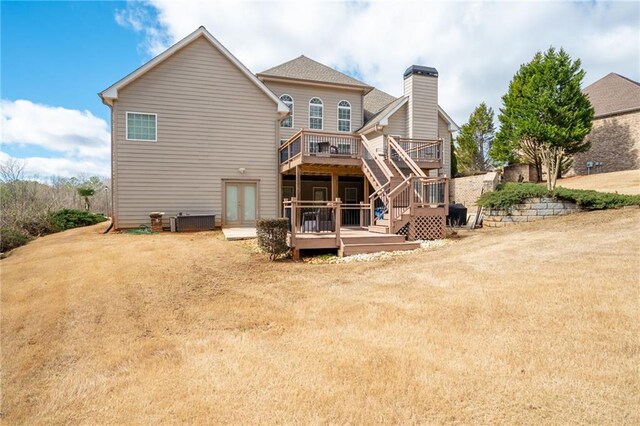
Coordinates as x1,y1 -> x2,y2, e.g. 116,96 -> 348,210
100,27 -> 458,256
571,73 -> 640,175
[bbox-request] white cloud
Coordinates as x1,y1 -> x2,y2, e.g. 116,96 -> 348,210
0,151 -> 109,180
117,0 -> 640,126
1,99 -> 110,159
0,100 -> 110,178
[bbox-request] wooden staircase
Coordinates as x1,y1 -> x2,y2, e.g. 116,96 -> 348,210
360,135 -> 448,237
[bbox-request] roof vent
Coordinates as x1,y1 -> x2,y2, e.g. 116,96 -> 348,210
403,65 -> 438,79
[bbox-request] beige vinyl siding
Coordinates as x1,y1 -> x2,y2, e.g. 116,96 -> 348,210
112,36 -> 279,228
264,81 -> 363,142
438,114 -> 452,177
404,75 -> 438,139
386,104 -> 408,137
366,131 -> 385,154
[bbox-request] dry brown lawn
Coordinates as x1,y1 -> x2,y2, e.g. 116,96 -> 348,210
558,169 -> 640,194
2,209 -> 640,424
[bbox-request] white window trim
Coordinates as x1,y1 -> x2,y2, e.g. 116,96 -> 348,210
337,100 -> 351,133
280,94 -> 294,128
125,111 -> 157,142
309,97 -> 323,131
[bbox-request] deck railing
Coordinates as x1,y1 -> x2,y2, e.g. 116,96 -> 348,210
383,136 -> 443,161
279,130 -> 361,165
341,203 -> 371,228
386,175 -> 449,231
279,130 -> 303,164
396,137 -> 442,162
283,198 -> 371,247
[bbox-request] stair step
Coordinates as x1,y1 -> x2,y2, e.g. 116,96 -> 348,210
376,218 -> 390,226
340,241 -> 421,256
367,225 -> 389,234
341,235 -> 406,245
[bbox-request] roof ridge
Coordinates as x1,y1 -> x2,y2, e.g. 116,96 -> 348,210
259,55 -> 306,75
258,55 -> 372,89
298,55 -> 370,86
612,72 -> 640,87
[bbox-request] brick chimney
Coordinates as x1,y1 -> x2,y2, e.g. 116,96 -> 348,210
403,65 -> 438,139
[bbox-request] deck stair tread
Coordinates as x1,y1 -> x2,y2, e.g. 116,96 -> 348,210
340,234 -> 406,244
367,225 -> 390,234
340,240 -> 420,256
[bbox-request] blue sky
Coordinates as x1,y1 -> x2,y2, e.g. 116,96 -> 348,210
2,0 -> 639,178
2,1 -> 146,175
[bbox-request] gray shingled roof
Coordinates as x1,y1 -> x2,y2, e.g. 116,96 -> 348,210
364,88 -> 397,122
360,96 -> 408,132
583,73 -> 640,118
258,55 -> 372,89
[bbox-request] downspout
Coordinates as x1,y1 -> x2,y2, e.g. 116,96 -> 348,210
275,116 -> 281,217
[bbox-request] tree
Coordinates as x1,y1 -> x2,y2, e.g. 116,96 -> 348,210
456,102 -> 495,173
490,47 -> 594,189
450,138 -> 458,177
77,187 -> 95,211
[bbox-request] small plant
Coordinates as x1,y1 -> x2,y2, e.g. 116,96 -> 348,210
477,182 -> 640,210
256,218 -> 290,261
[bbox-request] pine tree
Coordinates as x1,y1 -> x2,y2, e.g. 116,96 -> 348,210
456,102 -> 495,174
490,47 -> 594,189
450,138 -> 458,177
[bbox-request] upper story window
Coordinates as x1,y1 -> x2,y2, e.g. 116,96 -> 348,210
126,112 -> 157,141
280,94 -> 294,128
309,97 -> 323,130
337,100 -> 351,132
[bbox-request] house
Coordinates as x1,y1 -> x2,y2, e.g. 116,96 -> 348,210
570,73 -> 640,175
99,26 -> 458,256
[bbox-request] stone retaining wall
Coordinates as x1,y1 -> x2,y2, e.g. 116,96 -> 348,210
484,197 -> 581,227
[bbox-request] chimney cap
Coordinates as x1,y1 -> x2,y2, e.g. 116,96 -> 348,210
404,65 -> 438,79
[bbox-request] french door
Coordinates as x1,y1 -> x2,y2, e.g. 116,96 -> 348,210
224,182 -> 257,226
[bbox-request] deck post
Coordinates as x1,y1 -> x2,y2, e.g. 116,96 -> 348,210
290,196 -> 297,247
331,172 -> 338,201
409,175 -> 415,217
364,179 -> 370,201
359,201 -> 364,229
295,166 -> 301,200
335,197 -> 341,247
444,177 -> 450,215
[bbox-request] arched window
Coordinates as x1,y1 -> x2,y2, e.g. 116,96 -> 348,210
309,97 -> 323,130
337,100 -> 351,132
280,94 -> 293,128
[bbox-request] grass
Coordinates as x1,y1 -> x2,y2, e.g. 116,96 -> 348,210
558,169 -> 640,195
2,210 -> 640,424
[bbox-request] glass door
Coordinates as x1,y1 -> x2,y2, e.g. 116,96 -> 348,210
225,182 -> 258,226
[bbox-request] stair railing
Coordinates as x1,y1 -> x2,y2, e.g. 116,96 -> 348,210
388,136 -> 427,178
361,135 -> 394,189
386,174 -> 413,232
369,182 -> 390,226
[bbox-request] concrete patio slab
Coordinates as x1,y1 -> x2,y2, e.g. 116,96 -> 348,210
222,227 -> 257,241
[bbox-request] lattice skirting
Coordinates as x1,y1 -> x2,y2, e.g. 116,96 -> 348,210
404,215 -> 445,240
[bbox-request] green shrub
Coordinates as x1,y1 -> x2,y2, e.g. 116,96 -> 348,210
478,182 -> 640,210
19,214 -> 60,236
48,209 -> 108,231
0,226 -> 31,252
256,218 -> 290,261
